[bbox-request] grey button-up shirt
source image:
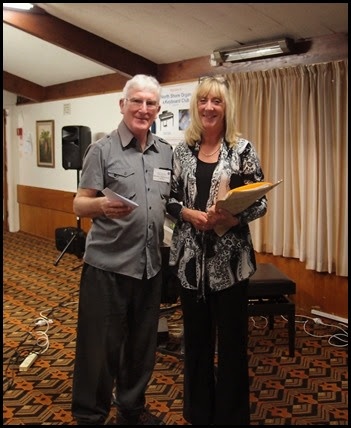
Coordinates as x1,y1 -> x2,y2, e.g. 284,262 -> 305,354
80,121 -> 173,279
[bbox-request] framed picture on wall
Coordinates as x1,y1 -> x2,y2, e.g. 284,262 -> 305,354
36,120 -> 55,167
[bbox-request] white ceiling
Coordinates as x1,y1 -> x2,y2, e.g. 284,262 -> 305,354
3,23 -> 117,87
3,3 -> 349,87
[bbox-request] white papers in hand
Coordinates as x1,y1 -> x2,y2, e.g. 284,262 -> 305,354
102,187 -> 139,209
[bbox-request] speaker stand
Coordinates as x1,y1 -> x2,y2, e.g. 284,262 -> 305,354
54,170 -> 84,268
53,227 -> 82,267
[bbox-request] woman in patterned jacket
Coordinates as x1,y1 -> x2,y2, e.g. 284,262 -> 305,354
166,76 -> 267,425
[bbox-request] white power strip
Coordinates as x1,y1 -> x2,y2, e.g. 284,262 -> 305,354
19,352 -> 38,372
311,309 -> 348,325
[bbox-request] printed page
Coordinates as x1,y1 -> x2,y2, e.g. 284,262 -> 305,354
102,188 -> 139,209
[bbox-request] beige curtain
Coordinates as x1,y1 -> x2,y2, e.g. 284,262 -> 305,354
227,60 -> 348,276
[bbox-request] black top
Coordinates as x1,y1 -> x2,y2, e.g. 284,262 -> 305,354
195,158 -> 218,211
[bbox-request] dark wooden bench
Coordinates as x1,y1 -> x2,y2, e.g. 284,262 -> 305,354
248,263 -> 296,357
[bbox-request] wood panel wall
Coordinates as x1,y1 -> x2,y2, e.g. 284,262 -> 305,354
17,185 -> 347,319
17,185 -> 91,240
255,253 -> 348,320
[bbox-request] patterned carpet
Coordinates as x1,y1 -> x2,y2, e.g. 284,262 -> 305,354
3,231 -> 348,425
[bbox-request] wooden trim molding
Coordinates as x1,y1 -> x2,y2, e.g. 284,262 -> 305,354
17,185 -> 76,213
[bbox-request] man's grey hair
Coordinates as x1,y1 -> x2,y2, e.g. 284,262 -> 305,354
122,74 -> 162,101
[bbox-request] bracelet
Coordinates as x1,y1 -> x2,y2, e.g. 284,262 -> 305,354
179,207 -> 184,222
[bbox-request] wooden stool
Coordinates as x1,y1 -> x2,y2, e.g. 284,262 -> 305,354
248,263 -> 296,357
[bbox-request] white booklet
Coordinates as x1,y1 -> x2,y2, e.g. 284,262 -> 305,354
102,187 -> 139,210
214,180 -> 283,236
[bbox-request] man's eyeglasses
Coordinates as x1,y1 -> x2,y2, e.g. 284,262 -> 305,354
126,98 -> 159,111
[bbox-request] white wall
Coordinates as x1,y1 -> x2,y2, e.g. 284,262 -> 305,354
4,91 -> 123,231
4,90 -> 20,231
3,90 -> 17,106
14,92 -> 124,192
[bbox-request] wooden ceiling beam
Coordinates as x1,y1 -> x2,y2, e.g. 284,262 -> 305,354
4,71 -> 131,104
3,71 -> 45,102
44,73 -> 130,101
3,9 -> 157,78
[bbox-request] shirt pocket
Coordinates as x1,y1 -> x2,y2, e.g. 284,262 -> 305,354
106,167 -> 136,199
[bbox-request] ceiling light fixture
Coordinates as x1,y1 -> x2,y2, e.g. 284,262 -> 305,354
3,3 -> 33,10
211,38 -> 293,66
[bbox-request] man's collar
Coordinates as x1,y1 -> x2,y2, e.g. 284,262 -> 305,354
118,121 -> 159,152
118,121 -> 135,147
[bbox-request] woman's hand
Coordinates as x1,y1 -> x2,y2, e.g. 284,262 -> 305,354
181,206 -> 239,232
182,207 -> 211,231
207,206 -> 240,229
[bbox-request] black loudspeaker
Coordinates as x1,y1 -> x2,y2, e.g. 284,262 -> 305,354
55,227 -> 86,259
62,125 -> 91,170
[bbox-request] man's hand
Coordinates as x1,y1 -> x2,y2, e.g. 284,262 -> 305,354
101,197 -> 133,219
74,188 -> 133,218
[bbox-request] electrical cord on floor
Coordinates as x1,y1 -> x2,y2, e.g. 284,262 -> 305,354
250,316 -> 268,329
250,314 -> 348,348
3,330 -> 40,395
282,314 -> 348,348
3,297 -> 79,395
3,319 -> 51,393
31,299 -> 79,354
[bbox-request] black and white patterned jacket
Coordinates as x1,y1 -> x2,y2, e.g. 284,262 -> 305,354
167,138 -> 267,299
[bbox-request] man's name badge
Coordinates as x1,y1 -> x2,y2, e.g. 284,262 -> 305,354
153,168 -> 171,183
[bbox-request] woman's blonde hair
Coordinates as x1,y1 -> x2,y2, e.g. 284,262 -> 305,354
185,76 -> 240,147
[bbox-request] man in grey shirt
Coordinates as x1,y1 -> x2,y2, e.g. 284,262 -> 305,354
71,75 -> 173,425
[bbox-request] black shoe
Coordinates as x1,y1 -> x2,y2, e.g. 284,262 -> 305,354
136,409 -> 165,425
116,409 -> 164,426
116,413 -> 136,425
